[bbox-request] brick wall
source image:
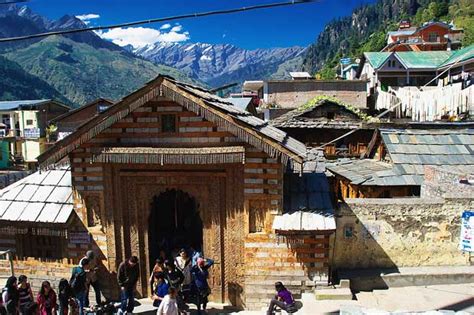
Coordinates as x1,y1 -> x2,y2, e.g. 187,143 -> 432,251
264,80 -> 367,109
334,196 -> 473,270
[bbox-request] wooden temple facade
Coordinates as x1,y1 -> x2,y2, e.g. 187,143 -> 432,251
4,75 -> 330,309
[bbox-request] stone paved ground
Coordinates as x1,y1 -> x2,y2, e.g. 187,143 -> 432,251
136,283 -> 474,314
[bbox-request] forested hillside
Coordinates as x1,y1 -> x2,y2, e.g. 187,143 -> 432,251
302,0 -> 474,78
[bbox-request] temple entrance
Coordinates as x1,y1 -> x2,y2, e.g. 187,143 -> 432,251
148,189 -> 203,268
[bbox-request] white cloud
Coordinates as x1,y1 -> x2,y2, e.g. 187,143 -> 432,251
170,25 -> 182,32
160,23 -> 171,30
98,25 -> 190,49
76,14 -> 100,25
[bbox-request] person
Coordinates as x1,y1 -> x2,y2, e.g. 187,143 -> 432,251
174,249 -> 192,289
266,282 -> 296,315
117,256 -> 140,314
189,248 -> 202,267
57,279 -> 74,315
2,276 -> 19,315
149,258 -> 165,294
151,273 -> 169,308
191,257 -> 214,313
156,287 -> 178,315
17,276 -> 33,315
23,302 -> 38,315
163,261 -> 184,290
80,251 -> 102,308
70,258 -> 89,315
36,281 -> 56,315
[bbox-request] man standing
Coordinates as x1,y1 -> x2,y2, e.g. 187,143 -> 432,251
70,258 -> 89,315
79,250 -> 102,308
117,256 -> 140,314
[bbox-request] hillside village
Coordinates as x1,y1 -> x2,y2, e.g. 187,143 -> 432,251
0,1 -> 473,314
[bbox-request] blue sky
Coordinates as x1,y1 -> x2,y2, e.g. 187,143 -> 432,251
27,0 -> 375,49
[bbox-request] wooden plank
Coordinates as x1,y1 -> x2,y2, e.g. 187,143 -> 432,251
245,163 -> 281,169
245,152 -> 270,158
298,257 -> 328,263
111,122 -> 161,128
244,194 -> 280,200
244,183 -> 281,190
79,142 -> 248,148
303,238 -> 330,245
71,172 -> 103,177
119,171 -> 227,177
72,180 -> 104,186
131,111 -> 195,118
95,131 -> 233,139
291,247 -> 328,254
244,173 -> 280,180
178,121 -> 214,127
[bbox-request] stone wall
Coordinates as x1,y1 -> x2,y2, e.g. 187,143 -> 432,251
264,80 -> 367,109
333,197 -> 473,270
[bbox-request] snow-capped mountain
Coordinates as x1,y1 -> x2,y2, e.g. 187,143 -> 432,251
134,42 -> 306,87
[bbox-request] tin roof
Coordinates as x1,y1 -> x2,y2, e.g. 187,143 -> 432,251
326,128 -> 474,186
0,167 -> 73,224
224,97 -> 253,111
364,52 -> 391,69
439,45 -> 474,68
396,51 -> 452,69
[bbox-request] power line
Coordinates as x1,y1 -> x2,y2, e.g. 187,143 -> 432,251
315,55 -> 465,150
0,0 -> 315,43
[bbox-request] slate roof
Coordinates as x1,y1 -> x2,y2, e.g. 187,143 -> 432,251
39,75 -> 306,167
0,99 -> 51,111
326,128 -> 474,186
270,99 -> 363,129
0,168 -> 73,224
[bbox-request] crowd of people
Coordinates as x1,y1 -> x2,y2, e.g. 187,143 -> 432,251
0,248 -> 297,315
0,248 -> 214,315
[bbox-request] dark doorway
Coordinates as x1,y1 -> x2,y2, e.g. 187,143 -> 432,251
148,189 -> 203,268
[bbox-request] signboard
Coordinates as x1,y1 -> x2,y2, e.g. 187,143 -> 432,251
340,57 -> 352,65
69,232 -> 91,244
23,128 -> 40,138
459,210 -> 473,252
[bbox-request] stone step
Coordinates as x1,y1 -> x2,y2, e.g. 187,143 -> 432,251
314,287 -> 353,301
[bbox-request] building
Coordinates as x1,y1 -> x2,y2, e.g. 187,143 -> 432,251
224,97 -> 258,116
242,78 -> 367,111
342,63 -> 359,80
326,127 -> 474,199
0,100 -> 70,167
0,76 -> 338,310
49,98 -> 114,141
384,21 -> 464,52
359,45 -> 474,94
270,97 -> 375,158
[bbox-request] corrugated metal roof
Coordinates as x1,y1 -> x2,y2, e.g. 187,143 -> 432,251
0,99 -> 51,111
364,52 -> 391,69
272,211 -> 336,231
439,44 -> 474,68
225,97 -> 253,111
396,51 -> 452,69
0,167 -> 73,224
327,128 -> 474,186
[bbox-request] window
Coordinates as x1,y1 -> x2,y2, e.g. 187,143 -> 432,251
428,32 -> 438,42
344,224 -> 354,239
161,114 -> 176,133
326,112 -> 335,119
249,200 -> 266,233
26,119 -> 34,126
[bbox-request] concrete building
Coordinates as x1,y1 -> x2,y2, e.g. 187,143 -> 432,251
242,78 -> 367,111
0,100 -> 70,167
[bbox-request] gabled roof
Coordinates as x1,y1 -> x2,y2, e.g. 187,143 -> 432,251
439,45 -> 474,68
0,167 -> 73,224
327,128 -> 474,186
270,98 -> 363,129
50,98 -> 114,124
364,52 -> 391,69
396,51 -> 452,69
38,75 -> 306,168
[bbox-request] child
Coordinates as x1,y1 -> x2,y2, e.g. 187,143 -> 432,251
156,287 -> 178,315
36,281 -> 56,315
2,276 -> 19,315
151,273 -> 169,308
